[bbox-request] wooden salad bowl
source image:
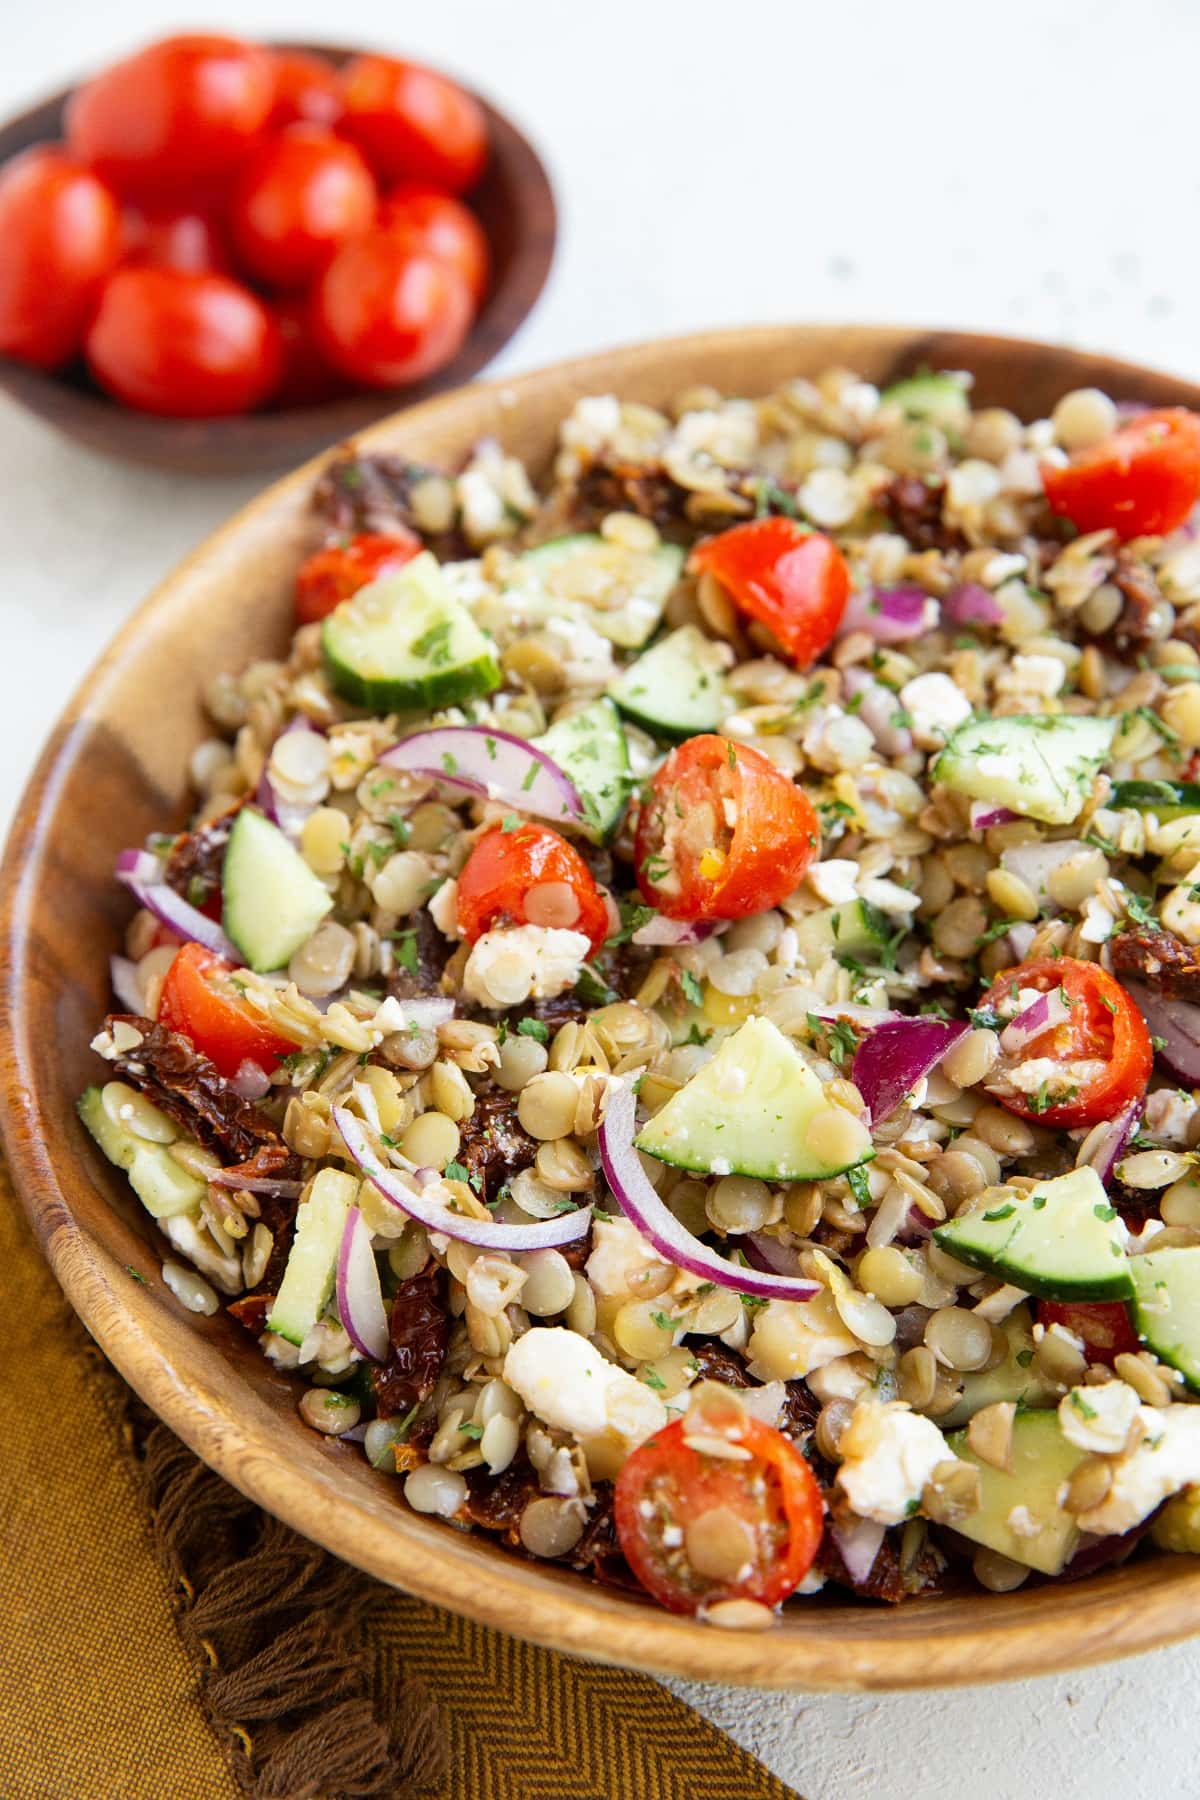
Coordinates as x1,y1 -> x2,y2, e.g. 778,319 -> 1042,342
5,324 -> 1200,1690
0,42 -> 557,474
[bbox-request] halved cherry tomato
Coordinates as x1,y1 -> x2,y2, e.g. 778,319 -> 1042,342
980,956 -> 1152,1129
294,529 -> 422,624
1043,409 -> 1200,541
1037,1300 -> 1139,1368
690,518 -> 851,669
614,1408 -> 824,1614
379,185 -> 489,304
121,201 -> 230,274
158,943 -> 298,1078
339,55 -> 488,193
635,735 -> 820,922
456,824 -> 610,955
0,147 -> 121,369
85,268 -> 282,418
268,50 -> 345,130
312,233 -> 474,388
230,126 -> 377,290
66,35 -> 275,196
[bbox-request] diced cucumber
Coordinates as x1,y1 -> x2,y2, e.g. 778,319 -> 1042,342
635,1014 -> 872,1181
534,698 -> 631,841
933,713 -> 1118,826
222,807 -> 334,974
1130,1247 -> 1200,1391
881,373 -> 971,431
266,1168 -> 360,1347
517,534 -> 684,649
78,1085 -> 207,1220
948,1409 -> 1088,1575
793,900 -> 890,972
1110,778 -> 1200,820
933,1166 -> 1131,1301
938,1306 -> 1058,1429
322,550 -> 501,711
607,625 -> 731,741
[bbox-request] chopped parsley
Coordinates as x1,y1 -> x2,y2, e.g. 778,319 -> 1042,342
680,969 -> 704,1008
517,1017 -> 550,1043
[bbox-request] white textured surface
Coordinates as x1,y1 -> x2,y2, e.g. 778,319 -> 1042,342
3,3 -> 1199,1794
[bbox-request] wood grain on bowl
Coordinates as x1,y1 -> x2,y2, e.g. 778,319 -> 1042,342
6,325 -> 1200,1691
0,42 -> 556,474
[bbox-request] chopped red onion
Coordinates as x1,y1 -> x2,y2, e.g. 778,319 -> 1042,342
850,1017 -> 969,1126
1075,1101 -> 1140,1185
831,1516 -> 886,1585
1006,922 -> 1038,960
231,1059 -> 272,1101
1122,981 -> 1200,1085
597,1085 -> 818,1300
969,800 -> 1020,830
336,1206 -> 390,1362
839,585 -> 934,644
256,718 -> 326,840
110,955 -> 144,1014
742,1232 -> 808,1278
335,1107 -> 591,1249
999,988 -> 1072,1056
943,583 -> 1004,626
116,851 -> 243,963
380,726 -> 583,827
209,1170 -> 305,1198
631,917 -> 720,947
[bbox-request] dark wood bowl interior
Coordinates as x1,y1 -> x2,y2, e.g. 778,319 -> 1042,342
0,41 -> 557,473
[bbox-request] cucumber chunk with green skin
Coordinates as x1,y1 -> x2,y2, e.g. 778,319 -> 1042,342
222,807 -> 334,973
938,1306 -> 1058,1429
793,900 -> 889,972
517,534 -> 684,649
267,1168 -> 359,1347
933,1166 -> 1132,1301
322,551 -> 501,711
533,698 -> 631,841
635,1014 -> 872,1181
1110,778 -> 1200,819
948,1410 -> 1088,1575
78,1086 -> 207,1220
608,625 -> 731,740
933,713 -> 1118,826
881,373 -> 970,431
1131,1247 -> 1200,1390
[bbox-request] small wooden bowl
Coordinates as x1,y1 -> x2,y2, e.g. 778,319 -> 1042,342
0,42 -> 556,473
5,324 -> 1200,1691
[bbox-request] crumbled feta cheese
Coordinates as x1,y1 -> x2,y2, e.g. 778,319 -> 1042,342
543,613 -> 615,689
586,1217 -> 672,1301
1079,890 -> 1119,944
994,654 -> 1066,699
898,672 -> 972,749
857,875 -> 921,916
462,924 -> 590,1009
802,706 -> 874,772
798,467 -> 857,529
457,468 -> 508,544
504,1327 -> 667,1450
1143,1088 -> 1197,1146
1075,1404 -> 1200,1536
1006,1504 -> 1042,1539
836,1400 -> 955,1527
1059,1381 -> 1141,1455
428,876 -> 461,940
972,1283 -> 1029,1323
1006,1055 -> 1106,1099
561,394 -> 621,453
1162,882 -> 1200,946
807,859 -> 860,906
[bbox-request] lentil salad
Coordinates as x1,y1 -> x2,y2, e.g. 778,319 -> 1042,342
84,366 -> 1200,1625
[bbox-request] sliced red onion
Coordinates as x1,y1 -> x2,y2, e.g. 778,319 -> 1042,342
943,583 -> 1004,626
598,1085 -> 818,1300
842,669 -> 912,757
232,1059 -> 271,1101
742,1232 -> 808,1278
831,1516 -> 886,1585
116,848 -> 164,884
850,1017 -> 969,1126
631,917 -> 719,947
338,1421 -> 370,1444
1122,981 -> 1200,1084
1075,1101 -> 1140,1185
116,852 -> 243,964
999,988 -> 1072,1056
336,1206 -> 390,1362
334,1107 -> 591,1249
969,800 -> 1019,830
839,585 -> 934,644
110,955 -> 144,1014
209,1170 -> 305,1198
257,718 -> 326,840
380,726 -> 583,826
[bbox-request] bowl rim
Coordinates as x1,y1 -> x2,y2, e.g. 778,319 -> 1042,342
7,321 -> 1200,1691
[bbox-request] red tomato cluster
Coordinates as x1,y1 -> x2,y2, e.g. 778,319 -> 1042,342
0,36 -> 491,417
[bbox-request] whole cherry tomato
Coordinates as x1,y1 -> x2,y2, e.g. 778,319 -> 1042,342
294,529 -> 422,624
1037,1300 -> 1140,1369
979,956 -> 1153,1129
0,147 -> 121,369
66,34 -> 275,196
121,201 -> 230,274
272,295 -> 351,408
158,942 -> 298,1079
339,55 -> 488,192
230,126 -> 377,290
312,232 -> 473,388
690,517 -> 851,669
456,824 -> 610,955
86,268 -> 282,418
379,185 -> 489,304
614,1404 -> 824,1614
635,734 -> 820,921
268,49 -> 344,129
1043,408 -> 1200,540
